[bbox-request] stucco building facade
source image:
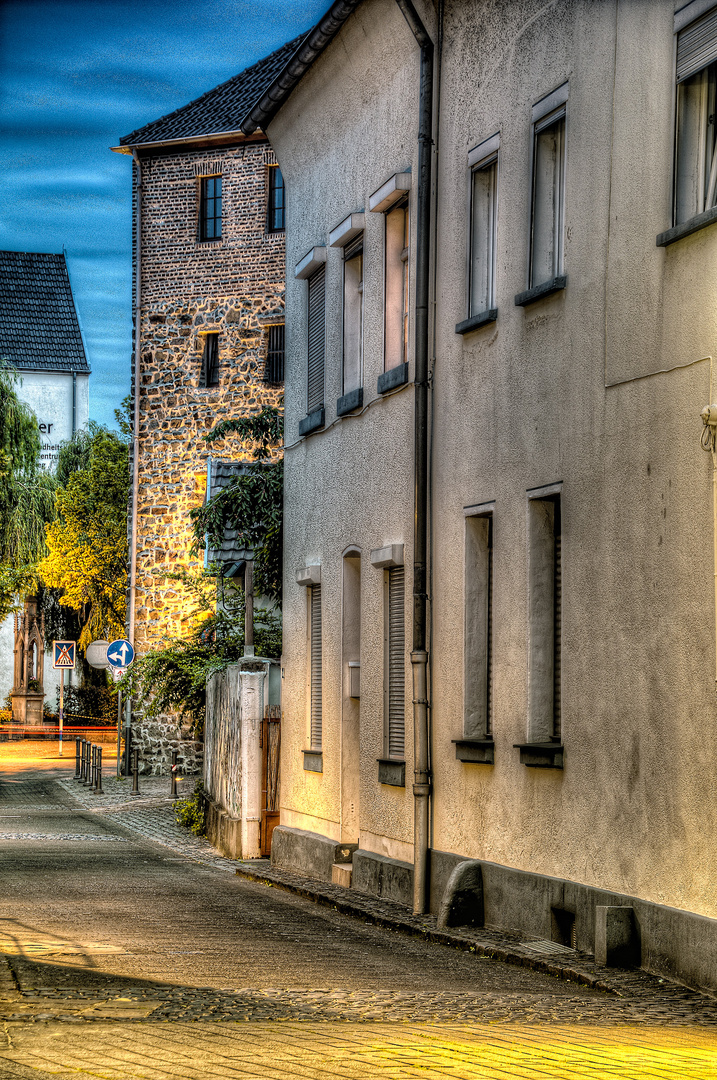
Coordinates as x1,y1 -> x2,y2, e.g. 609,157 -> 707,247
114,42 -> 293,770
248,0 -> 717,991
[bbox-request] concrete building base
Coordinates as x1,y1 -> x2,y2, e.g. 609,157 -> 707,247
204,797 -> 242,860
270,828 -> 717,993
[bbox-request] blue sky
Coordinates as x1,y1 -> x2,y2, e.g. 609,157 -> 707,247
0,0 -> 326,428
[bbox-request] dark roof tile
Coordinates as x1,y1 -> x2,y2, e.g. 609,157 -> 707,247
120,35 -> 306,146
0,251 -> 90,373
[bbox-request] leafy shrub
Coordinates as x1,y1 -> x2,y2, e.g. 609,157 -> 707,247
174,780 -> 206,835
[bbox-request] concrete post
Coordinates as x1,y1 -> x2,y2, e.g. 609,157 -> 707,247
239,661 -> 267,859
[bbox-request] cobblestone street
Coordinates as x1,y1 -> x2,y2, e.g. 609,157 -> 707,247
1,744 -> 717,1078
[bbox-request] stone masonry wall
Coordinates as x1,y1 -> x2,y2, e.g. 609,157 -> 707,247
131,137 -> 284,773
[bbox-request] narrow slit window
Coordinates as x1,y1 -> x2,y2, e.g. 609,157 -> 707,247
675,59 -> 717,225
469,156 -> 498,317
464,514 -> 493,739
200,175 -> 222,241
343,233 -> 363,394
265,324 -> 285,383
527,494 -> 562,743
530,110 -> 565,287
310,584 -> 322,750
307,266 -> 325,413
385,199 -> 409,371
385,566 -> 405,759
268,166 -> 285,232
199,333 -> 219,388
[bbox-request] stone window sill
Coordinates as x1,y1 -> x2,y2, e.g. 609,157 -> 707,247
453,738 -> 494,764
337,387 -> 363,416
455,309 -> 498,335
377,758 -> 405,786
515,276 -> 566,307
656,205 -> 717,247
299,407 -> 325,437
302,749 -> 323,773
514,742 -> 564,768
377,362 -> 408,395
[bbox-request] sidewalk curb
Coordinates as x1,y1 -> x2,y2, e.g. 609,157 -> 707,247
233,864 -> 618,996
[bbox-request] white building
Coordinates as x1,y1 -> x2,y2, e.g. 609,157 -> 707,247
0,251 -> 90,713
245,0 -> 717,993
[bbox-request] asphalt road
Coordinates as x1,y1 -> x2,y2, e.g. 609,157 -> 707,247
0,743 -> 716,1078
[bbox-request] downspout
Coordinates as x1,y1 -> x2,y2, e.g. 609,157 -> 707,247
395,0 -> 433,915
129,149 -> 142,647
72,371 -> 77,437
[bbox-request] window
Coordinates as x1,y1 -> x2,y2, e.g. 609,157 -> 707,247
464,512 -> 493,740
265,324 -> 284,383
268,166 -> 285,232
385,566 -> 405,759
526,85 -> 568,291
199,333 -> 219,387
527,491 -> 562,743
200,176 -> 222,240
385,199 -> 409,370
468,135 -> 499,319
309,584 -> 322,750
307,266 -> 325,413
343,234 -> 363,394
674,8 -> 717,226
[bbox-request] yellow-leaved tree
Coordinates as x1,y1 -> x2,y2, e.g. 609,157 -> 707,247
39,424 -> 129,650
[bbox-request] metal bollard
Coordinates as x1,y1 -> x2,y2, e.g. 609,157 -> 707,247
170,750 -> 179,799
89,745 -> 97,792
78,739 -> 86,782
74,738 -> 81,780
83,741 -> 92,786
131,749 -> 140,796
96,746 -> 104,794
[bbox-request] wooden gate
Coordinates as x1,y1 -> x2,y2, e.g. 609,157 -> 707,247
260,705 -> 281,858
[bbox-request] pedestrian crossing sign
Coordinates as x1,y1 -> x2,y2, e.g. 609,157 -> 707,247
53,640 -> 76,669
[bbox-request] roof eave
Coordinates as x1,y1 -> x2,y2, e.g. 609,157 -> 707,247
240,0 -> 363,134
111,128 -> 266,155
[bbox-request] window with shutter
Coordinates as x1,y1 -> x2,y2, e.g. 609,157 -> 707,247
527,493 -> 561,744
343,233 -> 363,394
469,144 -> 498,319
386,566 -> 405,759
307,266 -> 325,413
385,200 -> 409,371
310,584 -> 322,750
674,10 -> 717,226
265,324 -> 284,383
530,109 -> 565,288
464,514 -> 493,740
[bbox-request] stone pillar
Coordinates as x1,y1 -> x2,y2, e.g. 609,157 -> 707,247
239,659 -> 267,859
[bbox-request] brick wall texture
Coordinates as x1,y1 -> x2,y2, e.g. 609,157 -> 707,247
131,137 -> 284,770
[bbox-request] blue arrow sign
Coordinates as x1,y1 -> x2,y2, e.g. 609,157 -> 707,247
107,639 -> 134,669
53,640 -> 76,669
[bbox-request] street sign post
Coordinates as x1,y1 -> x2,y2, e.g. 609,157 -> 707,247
52,641 -> 76,758
106,640 -> 135,777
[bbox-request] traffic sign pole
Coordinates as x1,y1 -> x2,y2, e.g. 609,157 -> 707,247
58,670 -> 63,757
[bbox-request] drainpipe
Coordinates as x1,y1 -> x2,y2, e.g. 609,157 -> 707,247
72,371 -> 77,436
129,149 -> 142,648
395,0 -> 434,915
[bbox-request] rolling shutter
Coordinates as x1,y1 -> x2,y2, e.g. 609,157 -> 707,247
553,508 -> 562,741
677,8 -> 717,83
310,584 -> 322,750
387,567 -> 405,759
307,267 -> 325,412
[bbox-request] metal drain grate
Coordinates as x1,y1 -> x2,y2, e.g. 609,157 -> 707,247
519,939 -> 577,957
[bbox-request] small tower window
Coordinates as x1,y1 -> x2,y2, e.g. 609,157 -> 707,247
200,175 -> 222,240
268,167 -> 285,232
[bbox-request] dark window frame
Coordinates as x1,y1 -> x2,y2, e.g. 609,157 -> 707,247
199,175 -> 222,241
199,333 -> 220,388
267,166 -> 285,233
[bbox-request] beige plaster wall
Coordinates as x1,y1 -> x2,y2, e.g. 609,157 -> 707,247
269,0 -> 436,849
432,0 -> 717,916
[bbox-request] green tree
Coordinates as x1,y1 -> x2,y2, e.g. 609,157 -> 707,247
38,423 -> 129,649
0,363 -> 56,620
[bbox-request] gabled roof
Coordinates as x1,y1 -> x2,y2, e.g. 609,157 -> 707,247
241,0 -> 362,135
0,251 -> 90,374
119,34 -> 307,147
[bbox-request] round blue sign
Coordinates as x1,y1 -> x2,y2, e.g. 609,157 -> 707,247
107,639 -> 135,669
